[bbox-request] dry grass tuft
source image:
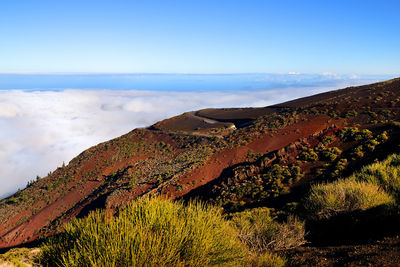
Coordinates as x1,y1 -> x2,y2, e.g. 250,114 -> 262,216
231,207 -> 306,252
304,179 -> 395,219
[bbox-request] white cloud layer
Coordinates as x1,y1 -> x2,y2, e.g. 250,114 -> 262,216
0,81 -> 381,198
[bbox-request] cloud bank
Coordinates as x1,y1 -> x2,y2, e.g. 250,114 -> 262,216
0,78 -> 387,198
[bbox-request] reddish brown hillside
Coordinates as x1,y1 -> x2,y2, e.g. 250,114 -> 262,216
0,78 -> 399,250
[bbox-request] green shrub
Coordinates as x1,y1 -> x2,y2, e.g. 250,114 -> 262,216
321,135 -> 335,146
299,148 -> 318,161
337,127 -> 359,142
364,139 -> 379,152
350,145 -> 365,159
341,110 -> 358,118
354,129 -> 373,141
41,197 -> 246,267
365,110 -> 378,119
320,147 -> 342,162
230,208 -> 306,252
304,179 -> 395,219
353,154 -> 400,200
329,158 -> 348,178
377,131 -> 389,142
328,110 -> 339,118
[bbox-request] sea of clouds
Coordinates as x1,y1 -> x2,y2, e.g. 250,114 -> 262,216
0,74 -> 394,198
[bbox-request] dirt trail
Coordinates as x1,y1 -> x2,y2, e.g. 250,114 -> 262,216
188,111 -> 221,124
188,111 -> 236,129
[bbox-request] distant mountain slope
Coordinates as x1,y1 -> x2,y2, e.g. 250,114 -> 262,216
0,78 -> 399,249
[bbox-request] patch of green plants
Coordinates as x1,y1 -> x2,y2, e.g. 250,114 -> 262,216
335,127 -> 363,140
340,109 -> 358,118
299,148 -> 318,161
351,154 -> 400,201
319,147 -> 342,162
304,179 -> 395,220
314,127 -> 390,179
346,130 -> 388,160
337,127 -> 370,142
328,109 -> 339,118
321,135 -> 336,146
40,197 -> 248,267
230,207 -> 306,252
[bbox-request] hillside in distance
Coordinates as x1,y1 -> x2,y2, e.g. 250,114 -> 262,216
1,78 -> 400,251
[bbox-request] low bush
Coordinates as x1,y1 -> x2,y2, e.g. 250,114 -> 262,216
320,147 -> 342,162
299,148 -> 318,161
337,127 -> 359,142
41,197 -> 247,267
321,135 -> 335,146
304,179 -> 395,219
353,154 -> 400,200
230,207 -> 306,252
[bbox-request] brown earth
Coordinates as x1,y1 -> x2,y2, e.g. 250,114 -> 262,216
283,236 -> 400,267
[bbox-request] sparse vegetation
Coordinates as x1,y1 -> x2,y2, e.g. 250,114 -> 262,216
214,162 -> 303,208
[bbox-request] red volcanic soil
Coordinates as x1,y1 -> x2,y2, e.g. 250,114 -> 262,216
0,181 -> 102,246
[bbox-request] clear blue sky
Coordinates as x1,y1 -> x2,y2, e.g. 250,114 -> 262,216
0,0 -> 399,74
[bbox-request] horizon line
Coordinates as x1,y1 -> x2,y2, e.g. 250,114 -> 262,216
0,71 -> 398,76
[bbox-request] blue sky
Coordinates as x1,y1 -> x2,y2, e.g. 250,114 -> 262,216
0,0 -> 399,74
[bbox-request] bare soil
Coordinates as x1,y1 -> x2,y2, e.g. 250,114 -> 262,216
283,237 -> 400,267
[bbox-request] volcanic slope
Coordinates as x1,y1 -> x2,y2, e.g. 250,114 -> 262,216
1,78 -> 400,250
